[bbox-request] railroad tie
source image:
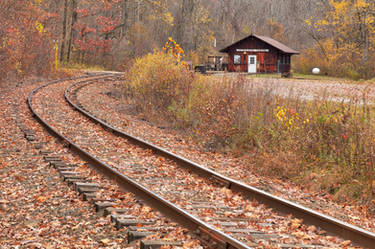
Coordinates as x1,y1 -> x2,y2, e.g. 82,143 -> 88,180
39,149 -> 183,246
44,155 -> 62,163
82,192 -> 97,201
59,170 -> 81,176
103,207 -> 129,217
65,177 -> 89,186
74,182 -> 100,191
140,240 -> 182,249
24,132 -> 36,141
50,161 -> 68,168
115,218 -> 155,230
94,201 -> 117,215
57,167 -> 77,173
110,214 -> 135,223
40,150 -> 53,155
127,231 -> 154,243
74,182 -> 100,196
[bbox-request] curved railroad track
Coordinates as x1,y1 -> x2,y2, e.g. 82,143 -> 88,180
28,73 -> 375,248
26,73 -> 207,248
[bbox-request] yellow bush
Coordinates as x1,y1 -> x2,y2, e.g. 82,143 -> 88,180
294,39 -> 374,80
124,50 -> 192,120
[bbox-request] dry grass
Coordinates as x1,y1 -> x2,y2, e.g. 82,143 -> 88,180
124,51 -> 375,205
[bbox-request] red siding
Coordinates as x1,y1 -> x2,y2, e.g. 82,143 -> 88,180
225,36 -> 291,73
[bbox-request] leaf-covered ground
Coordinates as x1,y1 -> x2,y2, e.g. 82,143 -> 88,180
0,82 -> 127,248
0,74 -> 371,248
0,77 -> 202,248
29,76 -> 353,248
74,79 -> 375,235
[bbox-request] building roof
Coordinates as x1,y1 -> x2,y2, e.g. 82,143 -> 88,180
220,34 -> 299,54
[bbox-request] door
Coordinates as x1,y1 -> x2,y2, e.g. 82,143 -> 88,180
248,55 -> 257,73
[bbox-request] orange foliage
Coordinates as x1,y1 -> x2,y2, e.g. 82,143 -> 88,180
0,0 -> 54,83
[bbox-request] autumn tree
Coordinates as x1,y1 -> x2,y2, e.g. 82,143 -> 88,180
302,0 -> 375,78
0,0 -> 54,82
5,0 -> 364,77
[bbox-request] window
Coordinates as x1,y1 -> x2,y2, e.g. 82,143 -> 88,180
280,55 -> 291,64
233,54 -> 241,65
280,55 -> 289,64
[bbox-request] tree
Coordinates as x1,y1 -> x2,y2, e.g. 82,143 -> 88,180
304,0 -> 375,78
0,0 -> 54,81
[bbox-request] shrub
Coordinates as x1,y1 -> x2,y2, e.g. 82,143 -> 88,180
294,39 -> 375,80
124,50 -> 375,203
124,50 -> 192,122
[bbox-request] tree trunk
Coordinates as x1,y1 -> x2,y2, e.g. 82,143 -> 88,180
67,0 -> 78,62
177,0 -> 196,51
362,11 -> 369,64
121,0 -> 129,39
60,0 -> 68,62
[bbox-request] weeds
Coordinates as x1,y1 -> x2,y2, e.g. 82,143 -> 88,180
124,50 -> 375,204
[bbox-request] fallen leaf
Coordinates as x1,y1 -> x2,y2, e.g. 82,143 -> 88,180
307,225 -> 317,233
341,240 -> 351,247
100,239 -> 111,245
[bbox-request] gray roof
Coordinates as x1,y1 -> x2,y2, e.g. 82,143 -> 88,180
220,34 -> 299,54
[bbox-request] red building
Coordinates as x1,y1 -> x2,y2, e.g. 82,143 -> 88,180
220,34 -> 299,75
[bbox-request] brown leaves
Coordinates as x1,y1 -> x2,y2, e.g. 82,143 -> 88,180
340,240 -> 352,247
0,199 -> 9,204
100,238 -> 111,246
34,195 -> 47,203
290,218 -> 303,230
307,225 -> 317,233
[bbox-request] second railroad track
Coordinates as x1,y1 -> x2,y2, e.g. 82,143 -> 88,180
28,73 -> 375,248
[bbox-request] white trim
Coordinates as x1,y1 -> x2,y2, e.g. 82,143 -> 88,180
237,49 -> 269,52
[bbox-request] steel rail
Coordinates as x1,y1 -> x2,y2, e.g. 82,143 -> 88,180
28,74 -> 252,249
66,78 -> 375,248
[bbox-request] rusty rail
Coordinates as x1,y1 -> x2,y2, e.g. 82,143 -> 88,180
28,74 -> 251,249
65,77 -> 375,248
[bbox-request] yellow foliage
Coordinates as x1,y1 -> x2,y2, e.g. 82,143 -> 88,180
35,22 -> 44,34
297,0 -> 375,79
274,106 -> 300,129
163,37 -> 184,63
163,12 -> 174,26
305,19 -> 312,26
354,0 -> 369,9
242,25 -> 251,35
125,50 -> 189,94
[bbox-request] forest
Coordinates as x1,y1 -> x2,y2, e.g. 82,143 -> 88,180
0,0 -> 375,243
1,0 -> 374,82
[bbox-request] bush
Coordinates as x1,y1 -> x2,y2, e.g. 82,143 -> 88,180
294,39 -> 375,80
124,51 -> 192,122
124,50 -> 375,203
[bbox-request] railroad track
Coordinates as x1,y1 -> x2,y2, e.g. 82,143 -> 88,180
28,73 -> 375,248
27,74 -> 208,248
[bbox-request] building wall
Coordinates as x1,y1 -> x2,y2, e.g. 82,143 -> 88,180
226,37 -> 291,73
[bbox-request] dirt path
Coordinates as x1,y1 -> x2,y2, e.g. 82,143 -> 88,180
214,74 -> 375,103
248,78 -> 374,103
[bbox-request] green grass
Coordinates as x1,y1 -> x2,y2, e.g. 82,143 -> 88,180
218,72 -> 369,82
293,73 -> 375,84
293,73 -> 354,81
